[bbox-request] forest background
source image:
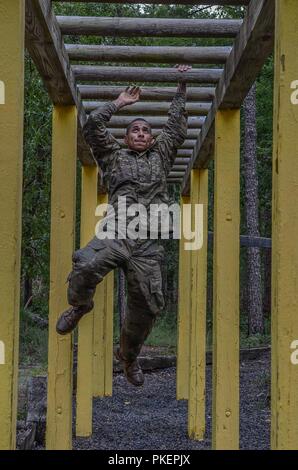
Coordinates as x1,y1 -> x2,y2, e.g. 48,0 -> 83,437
20,2 -> 273,366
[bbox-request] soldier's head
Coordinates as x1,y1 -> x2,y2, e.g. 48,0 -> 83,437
124,118 -> 155,152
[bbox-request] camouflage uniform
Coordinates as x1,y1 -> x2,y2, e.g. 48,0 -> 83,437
67,92 -> 187,362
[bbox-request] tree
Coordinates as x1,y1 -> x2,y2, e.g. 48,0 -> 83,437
243,83 -> 264,334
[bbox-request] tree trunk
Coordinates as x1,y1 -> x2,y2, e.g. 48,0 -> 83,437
243,82 -> 264,335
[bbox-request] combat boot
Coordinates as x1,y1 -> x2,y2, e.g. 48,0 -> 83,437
56,301 -> 94,335
115,348 -> 144,387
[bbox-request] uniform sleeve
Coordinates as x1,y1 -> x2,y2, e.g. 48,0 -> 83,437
83,102 -> 121,173
154,91 -> 188,171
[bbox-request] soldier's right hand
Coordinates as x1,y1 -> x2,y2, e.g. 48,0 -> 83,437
114,86 -> 141,109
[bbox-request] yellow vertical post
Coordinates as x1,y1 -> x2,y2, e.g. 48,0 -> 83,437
76,166 -> 98,437
104,270 -> 114,396
188,169 -> 208,440
93,192 -> 108,397
271,0 -> 298,450
0,0 -> 24,450
177,195 -> 191,400
46,106 -> 77,450
212,109 -> 240,450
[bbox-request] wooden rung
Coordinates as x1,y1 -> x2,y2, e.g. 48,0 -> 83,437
73,65 -> 222,84
58,16 -> 242,38
66,44 -> 231,64
107,128 -> 201,139
116,140 -> 196,150
84,101 -> 211,116
107,116 -> 205,129
55,1 -> 249,6
79,85 -> 215,102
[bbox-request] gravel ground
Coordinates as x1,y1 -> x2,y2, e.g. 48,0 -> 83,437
73,351 -> 270,450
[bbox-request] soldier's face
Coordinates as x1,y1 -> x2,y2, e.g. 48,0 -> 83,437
124,121 -> 155,152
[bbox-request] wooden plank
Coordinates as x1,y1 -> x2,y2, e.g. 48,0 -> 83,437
55,0 -> 249,5
25,0 -> 93,165
93,193 -> 108,398
271,0 -> 298,450
46,105 -> 77,450
58,16 -> 242,38
108,116 -> 205,129
84,101 -> 211,116
188,168 -> 208,440
80,85 -> 215,102
181,0 -> 275,195
76,166 -> 98,437
0,0 -> 24,450
177,196 -> 191,400
74,65 -> 222,84
66,44 -> 231,64
108,128 -> 201,140
212,109 -> 240,450
116,140 -> 196,149
104,271 -> 114,396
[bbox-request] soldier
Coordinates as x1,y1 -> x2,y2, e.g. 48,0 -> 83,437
56,64 -> 192,386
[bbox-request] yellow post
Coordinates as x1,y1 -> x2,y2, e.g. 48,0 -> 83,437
104,270 -> 114,396
177,195 -> 191,400
76,165 -> 98,437
271,0 -> 298,450
93,192 -> 113,397
188,169 -> 208,440
0,0 -> 24,450
46,106 -> 77,450
212,109 -> 240,450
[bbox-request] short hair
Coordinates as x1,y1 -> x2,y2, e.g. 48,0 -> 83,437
126,118 -> 152,135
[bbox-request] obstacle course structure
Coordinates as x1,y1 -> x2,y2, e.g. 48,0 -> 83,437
0,0 -> 297,450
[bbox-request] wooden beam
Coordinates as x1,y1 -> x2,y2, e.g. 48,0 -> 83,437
80,85 -> 215,102
271,0 -> 298,450
108,116 -> 205,129
73,65 -> 222,84
84,101 -> 211,116
188,168 -> 208,440
46,105 -> 77,450
116,140 -> 196,150
0,0 -> 24,450
76,166 -> 98,437
177,196 -> 191,400
212,109 -> 240,450
66,44 -> 231,65
25,0 -> 93,165
181,0 -> 275,195
55,0 -> 249,5
58,16 -> 242,38
108,128 -> 200,140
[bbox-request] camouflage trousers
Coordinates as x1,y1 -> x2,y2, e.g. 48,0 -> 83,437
67,236 -> 165,362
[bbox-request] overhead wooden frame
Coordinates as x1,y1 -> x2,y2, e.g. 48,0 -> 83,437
25,0 -> 94,165
181,0 -> 275,194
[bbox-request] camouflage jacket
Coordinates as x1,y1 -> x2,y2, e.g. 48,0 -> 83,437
83,92 -> 188,236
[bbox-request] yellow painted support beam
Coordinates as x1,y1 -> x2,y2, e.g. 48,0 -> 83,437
188,169 -> 208,440
46,106 -> 77,450
271,0 -> 298,450
93,193 -> 109,397
212,109 -> 240,450
76,166 -> 98,437
0,0 -> 24,450
104,270 -> 114,396
177,195 -> 191,400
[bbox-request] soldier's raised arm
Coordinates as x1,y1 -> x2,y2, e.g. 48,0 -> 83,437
155,65 -> 191,170
83,86 -> 141,169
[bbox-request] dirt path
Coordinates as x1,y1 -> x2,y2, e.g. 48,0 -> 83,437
73,351 -> 270,450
